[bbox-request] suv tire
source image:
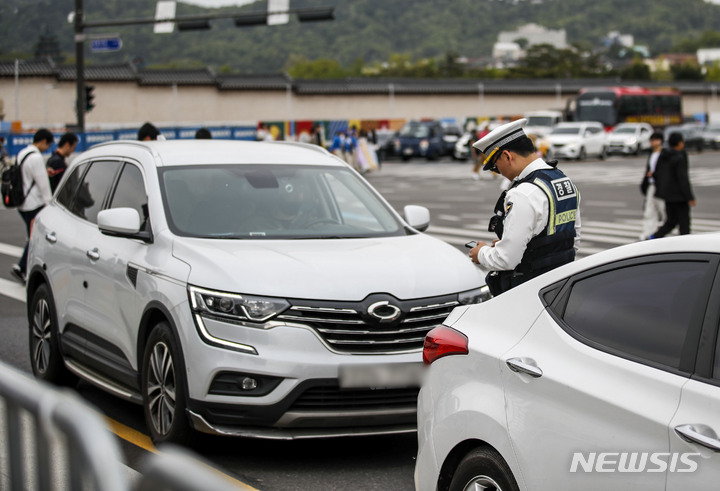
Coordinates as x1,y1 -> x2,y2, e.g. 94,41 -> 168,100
29,284 -> 77,386
142,321 -> 192,444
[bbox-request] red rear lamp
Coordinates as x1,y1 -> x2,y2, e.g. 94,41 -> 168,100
423,326 -> 469,365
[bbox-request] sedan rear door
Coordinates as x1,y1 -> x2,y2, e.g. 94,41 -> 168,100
667,262 -> 720,489
500,254 -> 717,490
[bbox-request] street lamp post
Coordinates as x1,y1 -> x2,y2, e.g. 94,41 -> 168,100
75,0 -> 85,132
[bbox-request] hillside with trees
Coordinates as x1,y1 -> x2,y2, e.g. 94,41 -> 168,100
2,0 -> 720,78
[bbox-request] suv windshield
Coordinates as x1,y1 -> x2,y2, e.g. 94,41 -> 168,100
159,164 -> 406,239
399,124 -> 430,138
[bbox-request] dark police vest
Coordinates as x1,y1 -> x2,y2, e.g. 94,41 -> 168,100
485,165 -> 578,296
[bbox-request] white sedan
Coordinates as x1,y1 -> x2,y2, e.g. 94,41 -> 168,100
547,121 -> 607,160
416,233 -> 720,491
607,122 -> 654,155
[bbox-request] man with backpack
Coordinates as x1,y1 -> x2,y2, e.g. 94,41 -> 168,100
10,128 -> 54,284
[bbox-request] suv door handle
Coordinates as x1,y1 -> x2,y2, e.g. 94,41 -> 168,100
675,424 -> 720,451
45,232 -> 57,244
506,358 -> 543,378
86,248 -> 100,261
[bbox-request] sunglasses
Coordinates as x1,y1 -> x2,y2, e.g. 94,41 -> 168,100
483,147 -> 503,173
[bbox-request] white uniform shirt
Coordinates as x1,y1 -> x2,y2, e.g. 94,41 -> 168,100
17,145 -> 53,212
477,158 -> 582,272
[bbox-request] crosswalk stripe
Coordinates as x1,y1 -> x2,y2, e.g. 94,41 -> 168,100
0,243 -> 22,258
0,278 -> 25,302
372,162 -> 720,187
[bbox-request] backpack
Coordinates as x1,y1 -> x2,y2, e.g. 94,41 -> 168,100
1,152 -> 34,208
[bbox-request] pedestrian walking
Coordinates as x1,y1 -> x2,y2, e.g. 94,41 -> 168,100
0,136 -> 9,168
11,129 -> 54,284
46,132 -> 78,193
138,122 -> 162,141
311,124 -> 325,147
639,132 -> 666,240
195,128 -> 212,139
470,121 -> 489,180
468,119 -> 581,296
650,132 -> 696,238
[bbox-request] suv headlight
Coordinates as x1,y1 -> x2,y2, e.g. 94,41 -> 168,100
458,285 -> 492,304
189,286 -> 290,323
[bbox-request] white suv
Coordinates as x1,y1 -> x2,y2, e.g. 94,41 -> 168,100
26,140 -> 487,443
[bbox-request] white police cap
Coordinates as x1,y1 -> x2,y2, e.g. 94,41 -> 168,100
472,118 -> 528,171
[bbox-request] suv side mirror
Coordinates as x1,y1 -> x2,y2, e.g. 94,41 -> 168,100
404,205 -> 430,232
98,208 -> 153,243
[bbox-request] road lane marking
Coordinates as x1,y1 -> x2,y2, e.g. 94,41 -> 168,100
105,417 -> 157,453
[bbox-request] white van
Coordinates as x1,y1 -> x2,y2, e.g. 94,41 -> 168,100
524,110 -> 564,137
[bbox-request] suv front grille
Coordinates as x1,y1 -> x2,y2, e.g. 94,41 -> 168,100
291,386 -> 420,410
276,295 -> 458,354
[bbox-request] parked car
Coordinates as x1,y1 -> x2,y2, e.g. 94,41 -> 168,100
394,120 -> 460,161
440,121 -> 464,158
416,233 -> 720,491
374,128 -> 399,161
701,123 -> 720,149
26,140 -> 489,444
453,131 -> 475,161
664,124 -> 704,152
547,121 -> 607,160
606,122 -> 654,155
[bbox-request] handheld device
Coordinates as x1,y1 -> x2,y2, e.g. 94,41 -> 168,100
465,241 -> 478,249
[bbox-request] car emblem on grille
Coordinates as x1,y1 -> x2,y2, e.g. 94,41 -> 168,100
367,301 -> 402,323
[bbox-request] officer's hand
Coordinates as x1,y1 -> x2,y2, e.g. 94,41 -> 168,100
469,241 -> 488,264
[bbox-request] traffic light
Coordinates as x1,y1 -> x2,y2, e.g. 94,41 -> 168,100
85,85 -> 95,112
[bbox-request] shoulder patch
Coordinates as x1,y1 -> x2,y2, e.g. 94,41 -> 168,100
505,201 -> 513,215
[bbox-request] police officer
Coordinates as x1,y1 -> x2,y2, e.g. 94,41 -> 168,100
468,118 -> 581,296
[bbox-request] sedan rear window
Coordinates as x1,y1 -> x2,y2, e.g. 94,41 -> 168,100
561,260 -> 710,371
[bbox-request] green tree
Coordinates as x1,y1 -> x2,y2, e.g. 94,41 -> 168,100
671,61 -> 704,80
706,61 -> 720,81
620,59 -> 652,80
286,56 -> 347,79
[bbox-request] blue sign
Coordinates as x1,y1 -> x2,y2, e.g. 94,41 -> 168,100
90,38 -> 122,53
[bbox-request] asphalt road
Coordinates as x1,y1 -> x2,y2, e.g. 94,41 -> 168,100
1,150 -> 719,490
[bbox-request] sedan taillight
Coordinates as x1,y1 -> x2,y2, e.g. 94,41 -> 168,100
423,326 -> 468,365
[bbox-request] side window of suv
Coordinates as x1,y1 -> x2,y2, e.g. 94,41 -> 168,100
557,259 -> 713,371
108,163 -> 149,231
56,163 -> 88,209
70,161 -> 121,223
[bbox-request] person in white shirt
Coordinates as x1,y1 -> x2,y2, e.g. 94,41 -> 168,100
11,129 -> 54,284
468,119 -> 581,296
639,132 -> 666,240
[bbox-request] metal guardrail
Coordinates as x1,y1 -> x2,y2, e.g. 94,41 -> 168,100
0,360 -> 127,490
0,360 -> 245,491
